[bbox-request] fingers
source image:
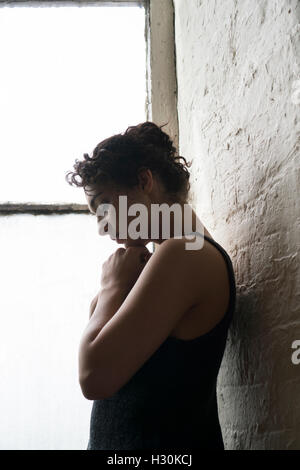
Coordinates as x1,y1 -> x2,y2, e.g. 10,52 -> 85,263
124,239 -> 149,249
125,245 -> 149,253
140,250 -> 153,263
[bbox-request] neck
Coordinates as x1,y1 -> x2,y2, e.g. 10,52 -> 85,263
151,202 -> 203,245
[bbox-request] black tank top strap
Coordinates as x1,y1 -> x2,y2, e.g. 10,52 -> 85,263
198,232 -> 236,328
166,232 -> 236,343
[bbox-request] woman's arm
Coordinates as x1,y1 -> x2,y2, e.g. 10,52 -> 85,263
80,284 -> 129,398
81,247 -> 151,398
79,238 -> 206,401
86,284 -> 129,337
89,293 -> 99,320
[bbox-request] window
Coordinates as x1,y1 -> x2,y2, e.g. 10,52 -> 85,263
0,0 -> 148,450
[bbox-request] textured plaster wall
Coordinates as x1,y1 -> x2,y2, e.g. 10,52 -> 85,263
173,0 -> 300,449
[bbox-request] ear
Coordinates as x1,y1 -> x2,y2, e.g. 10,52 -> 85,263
138,167 -> 153,193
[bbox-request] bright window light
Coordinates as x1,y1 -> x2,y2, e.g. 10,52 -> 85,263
0,4 -> 146,204
0,2 -> 147,451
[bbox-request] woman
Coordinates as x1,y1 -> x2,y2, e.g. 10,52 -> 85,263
65,121 -> 236,450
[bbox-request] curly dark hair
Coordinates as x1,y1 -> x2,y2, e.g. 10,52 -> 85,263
65,121 -> 192,204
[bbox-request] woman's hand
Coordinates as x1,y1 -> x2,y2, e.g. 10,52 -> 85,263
88,247 -> 152,320
100,246 -> 152,292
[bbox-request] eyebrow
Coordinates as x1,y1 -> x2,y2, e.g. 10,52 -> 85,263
90,192 -> 103,213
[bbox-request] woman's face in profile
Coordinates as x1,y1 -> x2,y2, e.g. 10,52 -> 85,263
85,182 -> 151,247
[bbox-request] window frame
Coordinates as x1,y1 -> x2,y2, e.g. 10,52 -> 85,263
0,0 -> 178,228
0,1 -> 144,6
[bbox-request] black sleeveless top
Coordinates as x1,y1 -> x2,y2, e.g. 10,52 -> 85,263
86,234 -> 236,450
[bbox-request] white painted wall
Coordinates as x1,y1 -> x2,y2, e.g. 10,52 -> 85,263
173,0 -> 300,449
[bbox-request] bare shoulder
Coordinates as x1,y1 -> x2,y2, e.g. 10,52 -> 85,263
153,234 -> 216,305
155,233 -> 206,258
155,233 -> 217,270
159,233 -> 229,277
160,234 -> 231,339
